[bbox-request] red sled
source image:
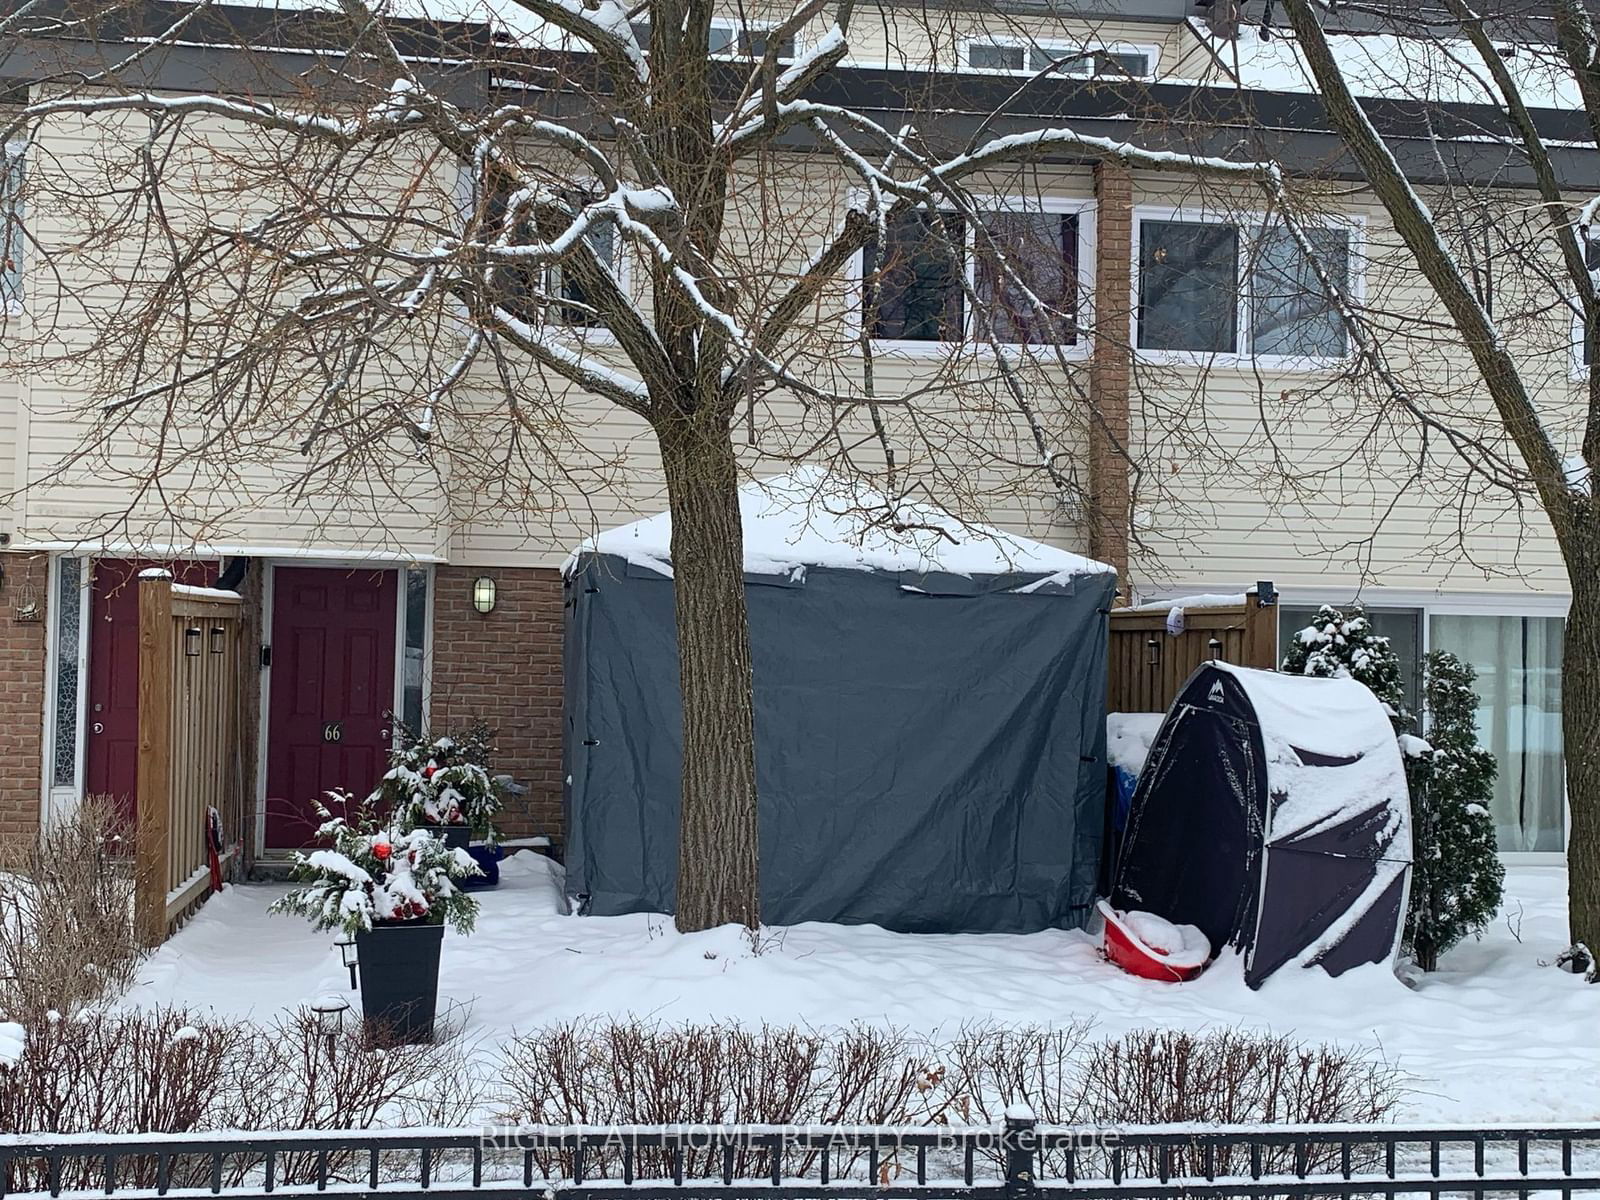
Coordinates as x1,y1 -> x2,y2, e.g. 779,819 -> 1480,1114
1097,900 -> 1211,983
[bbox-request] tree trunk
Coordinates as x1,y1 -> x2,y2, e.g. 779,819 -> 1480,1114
1566,539 -> 1600,950
658,412 -> 760,933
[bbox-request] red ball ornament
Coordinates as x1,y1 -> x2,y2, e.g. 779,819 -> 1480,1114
373,842 -> 392,861
423,766 -> 438,779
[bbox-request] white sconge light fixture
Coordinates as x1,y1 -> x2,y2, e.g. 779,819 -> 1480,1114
472,576 -> 497,615
184,627 -> 203,657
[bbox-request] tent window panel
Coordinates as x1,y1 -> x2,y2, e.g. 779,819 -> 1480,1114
1430,614 -> 1565,853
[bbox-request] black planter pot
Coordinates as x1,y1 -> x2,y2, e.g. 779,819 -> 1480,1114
355,921 -> 445,1043
418,823 -> 471,850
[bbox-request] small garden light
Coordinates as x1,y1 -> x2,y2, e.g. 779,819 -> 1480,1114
183,626 -> 202,656
309,994 -> 350,1056
334,934 -> 358,990
1145,637 -> 1160,667
472,576 -> 497,614
209,625 -> 226,654
1209,637 -> 1223,662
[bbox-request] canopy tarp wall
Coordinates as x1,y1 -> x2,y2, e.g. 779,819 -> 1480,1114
563,556 -> 1115,933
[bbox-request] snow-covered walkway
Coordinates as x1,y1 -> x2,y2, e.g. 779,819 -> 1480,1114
128,855 -> 1599,1123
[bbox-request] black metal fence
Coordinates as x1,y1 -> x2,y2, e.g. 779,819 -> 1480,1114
5,1117 -> 1600,1200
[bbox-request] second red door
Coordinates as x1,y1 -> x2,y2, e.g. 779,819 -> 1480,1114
264,567 -> 398,849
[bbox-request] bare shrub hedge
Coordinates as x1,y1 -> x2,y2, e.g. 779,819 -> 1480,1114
496,1019 -> 1402,1183
0,1007 -> 486,1192
0,1006 -> 1402,1190
0,797 -> 145,1018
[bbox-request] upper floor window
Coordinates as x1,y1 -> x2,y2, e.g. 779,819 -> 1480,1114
964,40 -> 1155,78
485,182 -> 620,329
2,145 -> 22,313
862,205 -> 1085,347
1136,215 -> 1352,360
632,19 -> 794,59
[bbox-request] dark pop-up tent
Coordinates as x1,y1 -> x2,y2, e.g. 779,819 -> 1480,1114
1110,662 -> 1412,988
562,468 -> 1117,933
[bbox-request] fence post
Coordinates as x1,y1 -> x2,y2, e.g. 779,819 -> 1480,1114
1003,1108 -> 1037,1200
134,571 -> 175,947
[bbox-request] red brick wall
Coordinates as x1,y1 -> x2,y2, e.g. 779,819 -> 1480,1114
429,566 -> 565,841
0,551 -> 48,843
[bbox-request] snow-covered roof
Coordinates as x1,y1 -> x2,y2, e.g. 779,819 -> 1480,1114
565,467 -> 1114,581
1212,662 -> 1410,859
1197,23 -> 1582,109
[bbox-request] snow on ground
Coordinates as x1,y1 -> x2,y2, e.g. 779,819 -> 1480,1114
128,854 -> 1599,1123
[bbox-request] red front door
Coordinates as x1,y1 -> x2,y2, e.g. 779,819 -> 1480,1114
265,567 -> 398,849
86,558 -> 215,826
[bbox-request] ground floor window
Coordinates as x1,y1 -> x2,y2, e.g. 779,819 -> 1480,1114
1277,603 -> 1566,853
50,556 -> 82,791
1430,614 -> 1565,853
402,566 -> 429,735
1278,604 -> 1423,719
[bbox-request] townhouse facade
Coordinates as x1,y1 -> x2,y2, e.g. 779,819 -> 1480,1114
0,0 -> 1586,868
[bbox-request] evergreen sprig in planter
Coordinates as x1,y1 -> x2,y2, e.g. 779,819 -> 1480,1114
271,796 -> 481,1043
375,726 -> 504,852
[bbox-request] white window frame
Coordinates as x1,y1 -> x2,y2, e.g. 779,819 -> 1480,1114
716,19 -> 800,61
850,192 -> 1096,359
1131,204 -> 1365,372
2,139 -> 25,317
456,163 -> 632,347
40,553 -> 89,827
959,36 -> 1160,79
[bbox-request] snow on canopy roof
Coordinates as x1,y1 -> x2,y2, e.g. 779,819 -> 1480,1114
1195,22 -> 1582,109
1210,663 -> 1411,860
564,467 -> 1114,581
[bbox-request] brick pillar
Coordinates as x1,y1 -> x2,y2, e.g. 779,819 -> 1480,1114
0,551 -> 48,842
1090,162 -> 1134,592
428,566 -> 564,841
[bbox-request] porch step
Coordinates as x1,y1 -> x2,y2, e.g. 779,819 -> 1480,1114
247,858 -> 298,883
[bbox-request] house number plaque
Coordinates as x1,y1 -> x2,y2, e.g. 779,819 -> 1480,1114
322,722 -> 343,744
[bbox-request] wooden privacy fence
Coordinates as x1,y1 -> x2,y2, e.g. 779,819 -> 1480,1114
1108,586 -> 1279,715
135,573 -> 248,946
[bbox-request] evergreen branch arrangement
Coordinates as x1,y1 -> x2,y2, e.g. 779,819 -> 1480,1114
269,794 -> 482,938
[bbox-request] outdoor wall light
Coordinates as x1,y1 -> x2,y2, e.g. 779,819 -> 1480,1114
209,626 -> 226,655
1209,637 -> 1223,662
184,627 -> 203,656
334,934 -> 358,990
1146,638 -> 1160,667
472,576 -> 497,615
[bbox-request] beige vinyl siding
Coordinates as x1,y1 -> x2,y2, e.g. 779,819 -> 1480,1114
10,100 -> 450,560
453,159 -> 1097,567
0,373 -> 17,513
6,78 -> 1585,598
1123,173 -> 1578,596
